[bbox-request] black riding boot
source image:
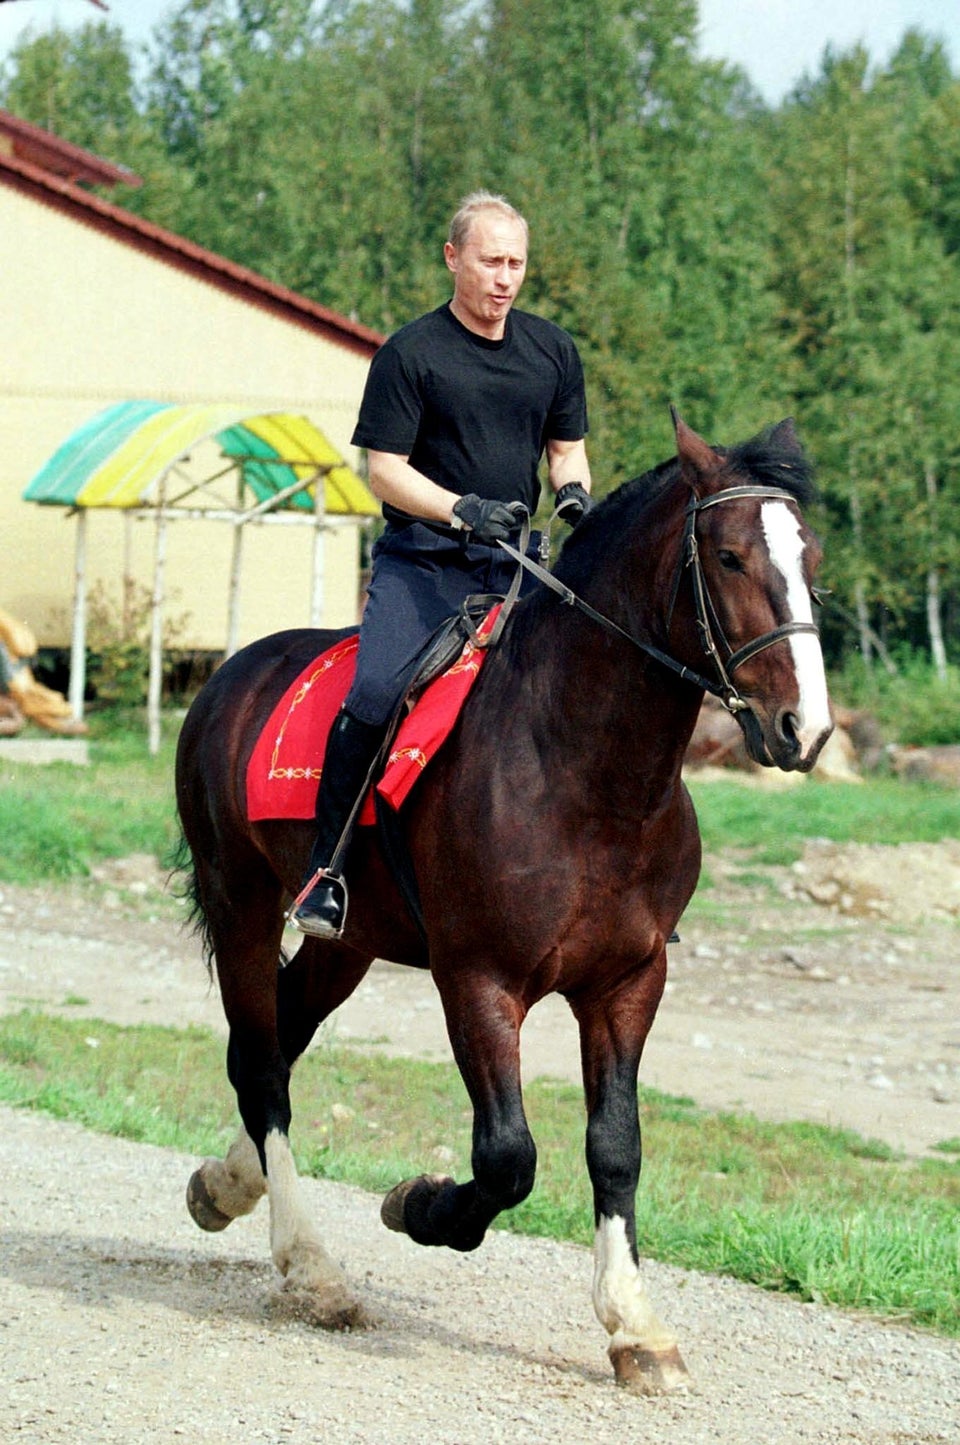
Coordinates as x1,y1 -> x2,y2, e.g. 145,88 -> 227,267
288,709 -> 386,939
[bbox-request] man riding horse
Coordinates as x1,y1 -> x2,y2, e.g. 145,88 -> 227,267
290,190 -> 594,938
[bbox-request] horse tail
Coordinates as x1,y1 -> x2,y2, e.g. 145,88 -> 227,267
166,827 -> 217,977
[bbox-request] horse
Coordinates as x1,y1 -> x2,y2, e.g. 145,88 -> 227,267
174,412 -> 832,1393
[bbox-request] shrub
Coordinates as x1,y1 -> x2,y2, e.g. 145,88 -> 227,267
84,580 -> 191,708
830,651 -> 960,747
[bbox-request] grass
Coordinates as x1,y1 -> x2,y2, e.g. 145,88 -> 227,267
0,712 -> 179,882
2,711 -> 959,884
687,775 -> 960,867
3,710 -> 960,1337
0,1009 -> 957,1337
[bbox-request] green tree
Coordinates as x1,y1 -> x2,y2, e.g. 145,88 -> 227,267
770,49 -> 942,665
1,21 -> 191,228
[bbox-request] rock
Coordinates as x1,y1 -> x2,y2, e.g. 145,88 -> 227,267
811,726 -> 860,783
792,838 -> 960,924
889,744 -> 960,787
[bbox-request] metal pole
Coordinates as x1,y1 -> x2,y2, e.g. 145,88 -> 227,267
310,470 -> 326,626
226,519 -> 244,658
68,509 -> 87,722
147,490 -> 168,755
226,466 -> 244,658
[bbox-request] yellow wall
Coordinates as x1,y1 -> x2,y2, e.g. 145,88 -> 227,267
1,182 -> 375,651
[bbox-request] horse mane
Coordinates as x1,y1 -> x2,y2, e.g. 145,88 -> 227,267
553,422 -> 816,589
718,427 -> 817,508
501,422 -> 817,658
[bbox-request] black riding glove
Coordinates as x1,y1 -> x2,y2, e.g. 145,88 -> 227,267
553,482 -> 594,527
451,494 -> 528,544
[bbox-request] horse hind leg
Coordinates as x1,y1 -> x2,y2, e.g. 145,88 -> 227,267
186,859 -> 370,1328
267,936 -> 376,1327
259,1125 -> 370,1329
187,1126 -> 266,1231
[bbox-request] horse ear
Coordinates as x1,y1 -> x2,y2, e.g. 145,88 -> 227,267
671,406 -> 719,478
769,417 -> 803,456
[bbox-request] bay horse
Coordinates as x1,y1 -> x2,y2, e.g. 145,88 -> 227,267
174,413 -> 832,1393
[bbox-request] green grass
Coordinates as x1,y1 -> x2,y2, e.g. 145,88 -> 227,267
1,1009 -> 957,1337
687,775 -> 960,866
0,712 -> 179,882
3,711 -> 959,883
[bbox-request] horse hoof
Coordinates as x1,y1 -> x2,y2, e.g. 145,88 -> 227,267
186,1167 -> 233,1232
610,1343 -> 690,1395
268,1281 -> 374,1332
380,1174 -> 453,1235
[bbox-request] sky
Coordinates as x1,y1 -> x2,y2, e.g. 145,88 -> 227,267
0,0 -> 958,104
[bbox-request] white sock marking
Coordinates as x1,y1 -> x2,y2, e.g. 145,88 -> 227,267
592,1215 -> 676,1351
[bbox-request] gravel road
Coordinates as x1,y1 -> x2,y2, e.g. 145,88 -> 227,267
1,851 -> 959,1443
3,1107 -> 959,1445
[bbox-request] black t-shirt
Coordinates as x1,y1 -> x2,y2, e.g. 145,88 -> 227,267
351,302 -> 588,522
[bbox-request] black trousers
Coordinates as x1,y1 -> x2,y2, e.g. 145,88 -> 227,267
343,520 -> 540,728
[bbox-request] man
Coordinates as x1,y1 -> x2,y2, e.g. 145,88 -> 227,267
290,190 -> 593,937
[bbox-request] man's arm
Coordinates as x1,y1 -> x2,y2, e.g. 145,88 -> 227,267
366,450 -> 462,525
546,436 -> 591,495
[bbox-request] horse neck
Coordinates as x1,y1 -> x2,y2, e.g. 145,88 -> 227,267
490,486 -> 702,798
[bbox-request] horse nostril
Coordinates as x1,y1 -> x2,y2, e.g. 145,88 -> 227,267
779,711 -> 800,750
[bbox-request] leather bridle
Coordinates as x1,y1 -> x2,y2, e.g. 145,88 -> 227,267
496,483 -> 821,718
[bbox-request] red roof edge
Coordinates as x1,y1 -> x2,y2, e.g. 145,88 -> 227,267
1,148 -> 386,358
0,108 -> 142,189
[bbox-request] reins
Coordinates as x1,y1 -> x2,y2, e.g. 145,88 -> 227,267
495,483 -> 820,717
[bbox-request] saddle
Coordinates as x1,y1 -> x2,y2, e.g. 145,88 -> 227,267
246,597 -> 502,827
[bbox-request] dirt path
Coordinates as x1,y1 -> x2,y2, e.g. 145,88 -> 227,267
2,845 -> 957,1156
1,850 -> 959,1443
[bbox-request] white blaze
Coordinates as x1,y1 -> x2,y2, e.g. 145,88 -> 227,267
761,501 -> 832,758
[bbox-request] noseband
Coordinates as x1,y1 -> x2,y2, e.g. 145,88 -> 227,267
497,483 -> 821,717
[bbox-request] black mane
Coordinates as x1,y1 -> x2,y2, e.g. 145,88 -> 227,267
551,422 -> 816,591
719,429 -> 817,508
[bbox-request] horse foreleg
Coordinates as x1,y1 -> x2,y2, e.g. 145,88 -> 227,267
574,972 -> 689,1395
381,974 -> 535,1252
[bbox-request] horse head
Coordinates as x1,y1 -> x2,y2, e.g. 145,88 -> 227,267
672,411 -> 834,772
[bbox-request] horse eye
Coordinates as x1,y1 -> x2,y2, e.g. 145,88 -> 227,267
717,549 -> 744,573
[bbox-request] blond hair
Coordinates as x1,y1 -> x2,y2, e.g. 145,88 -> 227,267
447,190 -> 528,250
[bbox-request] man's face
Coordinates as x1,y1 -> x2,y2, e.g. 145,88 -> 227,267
444,210 -> 528,338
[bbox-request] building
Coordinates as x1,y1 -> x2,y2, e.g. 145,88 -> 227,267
0,109 -> 383,674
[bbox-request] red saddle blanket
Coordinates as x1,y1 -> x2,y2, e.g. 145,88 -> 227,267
246,608 -> 500,824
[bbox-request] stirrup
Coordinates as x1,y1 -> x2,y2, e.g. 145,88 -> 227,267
285,868 -> 348,940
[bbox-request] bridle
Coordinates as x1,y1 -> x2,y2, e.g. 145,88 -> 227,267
496,483 -> 821,717
668,485 -> 821,711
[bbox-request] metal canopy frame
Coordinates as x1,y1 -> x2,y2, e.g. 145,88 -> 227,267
24,404 -> 378,753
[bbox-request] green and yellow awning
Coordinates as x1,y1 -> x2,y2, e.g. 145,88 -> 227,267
23,400 -> 378,516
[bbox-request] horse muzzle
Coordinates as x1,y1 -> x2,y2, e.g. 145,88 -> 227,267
738,703 -> 834,773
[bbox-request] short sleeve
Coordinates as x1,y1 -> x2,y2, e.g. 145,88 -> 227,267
351,340 -> 423,455
546,338 -> 588,441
